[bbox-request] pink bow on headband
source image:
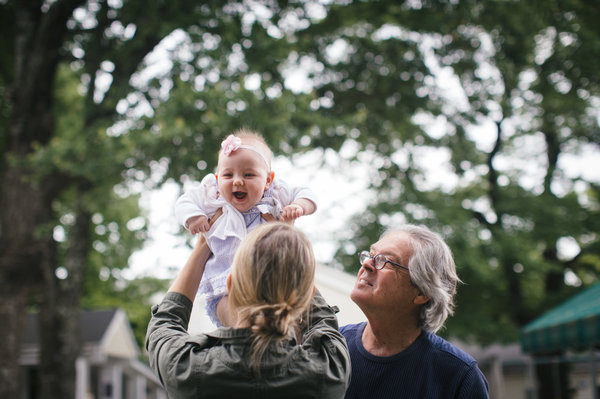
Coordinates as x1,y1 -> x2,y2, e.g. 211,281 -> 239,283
221,135 -> 242,156
220,134 -> 271,169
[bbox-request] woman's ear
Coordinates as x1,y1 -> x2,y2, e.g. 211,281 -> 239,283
226,273 -> 232,294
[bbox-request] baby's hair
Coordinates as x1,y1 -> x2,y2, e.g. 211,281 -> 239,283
220,128 -> 273,169
229,222 -> 315,376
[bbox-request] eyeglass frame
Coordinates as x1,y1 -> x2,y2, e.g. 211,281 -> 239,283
358,250 -> 410,272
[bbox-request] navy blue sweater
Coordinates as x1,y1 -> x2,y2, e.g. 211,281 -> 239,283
340,323 -> 489,399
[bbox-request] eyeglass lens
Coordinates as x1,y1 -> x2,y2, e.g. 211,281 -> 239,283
359,251 -> 383,269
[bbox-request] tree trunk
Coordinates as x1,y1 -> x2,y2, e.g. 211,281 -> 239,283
0,289 -> 28,398
0,1 -> 84,397
0,167 -> 52,398
38,205 -> 90,398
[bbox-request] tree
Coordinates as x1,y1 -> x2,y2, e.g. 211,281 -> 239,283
288,1 -> 599,395
128,0 -> 600,342
282,0 -> 600,341
0,0 -> 274,396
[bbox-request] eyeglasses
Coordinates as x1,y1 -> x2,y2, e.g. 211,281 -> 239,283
358,250 -> 409,272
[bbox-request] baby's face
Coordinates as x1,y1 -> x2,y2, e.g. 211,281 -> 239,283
217,147 -> 272,213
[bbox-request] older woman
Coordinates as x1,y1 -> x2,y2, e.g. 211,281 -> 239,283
145,222 -> 350,398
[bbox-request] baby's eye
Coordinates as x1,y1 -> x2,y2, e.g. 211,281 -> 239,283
222,173 -> 233,178
245,173 -> 255,178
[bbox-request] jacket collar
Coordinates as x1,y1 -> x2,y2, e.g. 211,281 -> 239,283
204,326 -> 298,344
205,327 -> 253,340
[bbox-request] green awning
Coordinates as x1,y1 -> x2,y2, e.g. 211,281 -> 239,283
520,281 -> 600,354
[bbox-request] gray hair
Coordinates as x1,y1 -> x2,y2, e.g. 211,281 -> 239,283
383,225 -> 460,333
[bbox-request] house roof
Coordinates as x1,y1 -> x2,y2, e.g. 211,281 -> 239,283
22,308 -> 140,361
22,309 -> 119,346
520,281 -> 600,354
20,308 -> 164,391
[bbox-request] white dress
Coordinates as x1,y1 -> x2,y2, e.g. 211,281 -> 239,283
174,174 -> 318,325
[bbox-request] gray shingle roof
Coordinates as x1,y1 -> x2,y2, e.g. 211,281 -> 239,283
22,309 -> 119,346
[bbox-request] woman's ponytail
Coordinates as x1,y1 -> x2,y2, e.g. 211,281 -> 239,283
228,223 -> 316,376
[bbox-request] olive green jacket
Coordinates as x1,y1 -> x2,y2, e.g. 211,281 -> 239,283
145,290 -> 350,399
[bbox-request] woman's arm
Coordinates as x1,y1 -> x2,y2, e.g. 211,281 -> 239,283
169,208 -> 222,301
300,289 -> 339,334
299,289 -> 351,392
168,234 -> 211,301
145,209 -> 222,392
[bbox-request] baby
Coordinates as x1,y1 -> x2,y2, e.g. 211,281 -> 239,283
175,129 -> 317,325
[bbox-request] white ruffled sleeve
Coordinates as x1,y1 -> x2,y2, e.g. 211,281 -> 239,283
269,178 -> 319,213
174,174 -> 226,228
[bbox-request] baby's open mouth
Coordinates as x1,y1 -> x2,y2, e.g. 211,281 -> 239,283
233,191 -> 246,200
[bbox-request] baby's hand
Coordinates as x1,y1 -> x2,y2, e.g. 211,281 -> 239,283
186,215 -> 210,234
281,204 -> 305,221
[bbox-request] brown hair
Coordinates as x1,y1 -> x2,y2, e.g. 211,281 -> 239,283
228,222 -> 316,374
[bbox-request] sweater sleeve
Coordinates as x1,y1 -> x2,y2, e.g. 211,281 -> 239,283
456,363 -> 490,399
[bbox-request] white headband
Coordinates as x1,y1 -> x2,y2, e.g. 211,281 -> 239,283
221,135 -> 270,170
